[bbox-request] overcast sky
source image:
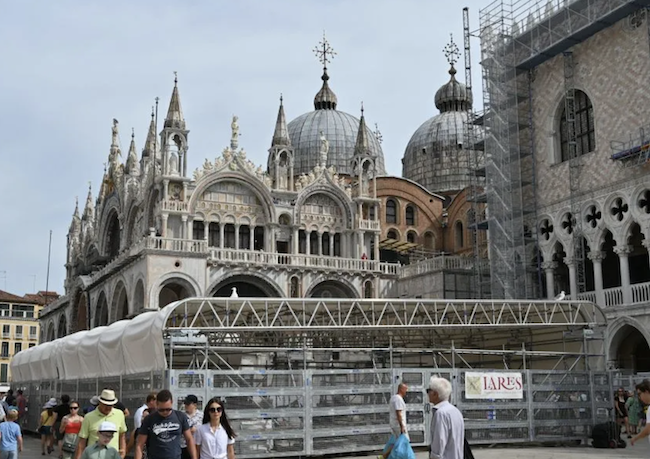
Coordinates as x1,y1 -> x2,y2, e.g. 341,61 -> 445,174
0,0 -> 489,297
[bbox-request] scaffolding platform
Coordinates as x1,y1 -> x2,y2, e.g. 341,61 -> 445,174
611,124 -> 650,166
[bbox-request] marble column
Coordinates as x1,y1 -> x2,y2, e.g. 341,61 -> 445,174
306,231 -> 311,256
234,224 -> 240,250
588,251 -> 605,307
318,232 -> 323,256
293,227 -> 299,254
615,245 -> 632,304
161,214 -> 168,238
219,224 -> 225,249
249,226 -> 255,250
373,233 -> 380,261
329,232 -> 335,256
181,216 -> 188,239
565,257 -> 577,299
541,261 -> 556,300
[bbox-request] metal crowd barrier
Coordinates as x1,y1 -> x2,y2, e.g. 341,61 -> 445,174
14,369 -> 614,458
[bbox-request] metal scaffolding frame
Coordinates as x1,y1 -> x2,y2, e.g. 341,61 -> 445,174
478,0 -> 650,299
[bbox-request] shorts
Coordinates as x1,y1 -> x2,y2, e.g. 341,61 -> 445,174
390,425 -> 409,440
39,426 -> 52,436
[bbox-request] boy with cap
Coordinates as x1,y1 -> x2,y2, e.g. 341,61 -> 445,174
80,422 -> 120,459
74,390 -> 126,459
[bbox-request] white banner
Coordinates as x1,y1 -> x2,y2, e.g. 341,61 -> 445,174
465,372 -> 524,399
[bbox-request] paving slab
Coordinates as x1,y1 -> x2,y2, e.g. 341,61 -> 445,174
15,433 -> 650,459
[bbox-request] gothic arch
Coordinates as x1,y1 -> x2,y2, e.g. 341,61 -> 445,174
132,278 -> 146,312
550,86 -> 598,164
305,277 -> 359,299
153,273 -> 201,310
46,322 -> 55,342
112,280 -> 130,322
57,313 -> 68,339
208,271 -> 284,298
295,186 -> 353,229
95,291 -> 109,327
124,204 -> 142,247
71,289 -> 89,332
189,172 -> 276,223
608,316 -> 650,372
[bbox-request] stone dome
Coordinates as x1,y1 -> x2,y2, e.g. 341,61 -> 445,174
434,66 -> 473,112
287,69 -> 386,177
402,65 -> 478,195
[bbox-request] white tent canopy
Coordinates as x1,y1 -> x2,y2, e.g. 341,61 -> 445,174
12,308 -> 168,382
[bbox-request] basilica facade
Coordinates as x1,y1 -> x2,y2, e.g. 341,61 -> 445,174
39,43 -> 485,341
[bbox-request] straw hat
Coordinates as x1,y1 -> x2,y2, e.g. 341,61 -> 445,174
98,389 -> 118,406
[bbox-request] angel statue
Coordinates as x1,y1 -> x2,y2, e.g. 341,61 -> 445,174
319,131 -> 329,167
231,115 -> 239,148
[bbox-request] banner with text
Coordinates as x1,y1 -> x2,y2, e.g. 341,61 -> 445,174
465,372 -> 524,399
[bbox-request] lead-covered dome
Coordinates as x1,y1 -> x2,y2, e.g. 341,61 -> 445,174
287,68 -> 386,177
402,65 -> 477,195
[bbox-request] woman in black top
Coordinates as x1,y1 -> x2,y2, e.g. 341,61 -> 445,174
615,387 -> 632,438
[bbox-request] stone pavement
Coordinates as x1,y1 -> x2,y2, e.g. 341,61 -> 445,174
15,433 -> 650,459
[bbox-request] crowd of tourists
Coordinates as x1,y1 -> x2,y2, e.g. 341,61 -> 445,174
2,389 -> 235,459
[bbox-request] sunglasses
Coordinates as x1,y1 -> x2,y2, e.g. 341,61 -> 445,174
208,407 -> 223,413
158,408 -> 173,413
70,407 -> 79,410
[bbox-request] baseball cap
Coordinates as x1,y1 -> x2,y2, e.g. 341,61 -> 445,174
184,395 -> 198,405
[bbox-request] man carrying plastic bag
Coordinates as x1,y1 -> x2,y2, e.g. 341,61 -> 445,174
380,434 -> 415,459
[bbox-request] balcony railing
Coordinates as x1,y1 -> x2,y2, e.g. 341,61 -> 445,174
15,333 -> 22,340
160,200 -> 189,212
146,237 -> 207,253
399,255 -> 490,278
28,334 -> 37,341
357,218 -> 380,231
568,281 -> 650,308
208,248 -> 400,275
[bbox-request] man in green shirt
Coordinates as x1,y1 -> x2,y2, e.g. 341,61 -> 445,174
74,390 -> 127,459
80,421 -> 121,459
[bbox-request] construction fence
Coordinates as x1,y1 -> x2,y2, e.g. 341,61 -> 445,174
17,368 -> 614,458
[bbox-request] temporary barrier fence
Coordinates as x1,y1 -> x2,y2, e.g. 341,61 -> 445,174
15,368 -> 614,458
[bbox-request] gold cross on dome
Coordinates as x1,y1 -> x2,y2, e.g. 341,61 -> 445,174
443,34 -> 460,66
313,32 -> 337,68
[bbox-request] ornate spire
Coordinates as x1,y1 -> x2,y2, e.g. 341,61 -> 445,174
435,34 -> 472,112
271,94 -> 291,147
82,183 -> 94,221
443,33 -> 461,76
313,33 -> 338,110
69,197 -> 81,234
164,72 -> 186,129
125,128 -> 140,175
353,103 -> 372,157
142,107 -> 158,158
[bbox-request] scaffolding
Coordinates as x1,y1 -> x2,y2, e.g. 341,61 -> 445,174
479,0 -> 650,299
464,7 -> 490,299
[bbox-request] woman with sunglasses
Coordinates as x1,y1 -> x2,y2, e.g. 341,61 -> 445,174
59,402 -> 83,459
194,399 -> 236,459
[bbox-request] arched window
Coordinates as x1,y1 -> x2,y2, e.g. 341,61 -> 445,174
559,90 -> 595,162
192,221 -> 204,240
364,280 -> 374,299
407,231 -> 417,244
405,205 -> 416,226
387,229 -> 399,240
455,221 -> 464,249
290,276 -> 300,298
386,199 -> 397,224
424,232 -> 435,250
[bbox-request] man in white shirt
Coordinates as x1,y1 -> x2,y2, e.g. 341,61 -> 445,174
390,383 -> 409,439
378,383 -> 408,459
428,377 -> 464,459
133,393 -> 157,429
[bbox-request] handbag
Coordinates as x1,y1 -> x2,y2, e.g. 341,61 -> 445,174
62,435 -> 78,454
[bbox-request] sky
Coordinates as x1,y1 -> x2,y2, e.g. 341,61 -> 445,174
0,0 -> 490,297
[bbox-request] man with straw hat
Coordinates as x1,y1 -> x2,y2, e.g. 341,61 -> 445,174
74,390 -> 126,459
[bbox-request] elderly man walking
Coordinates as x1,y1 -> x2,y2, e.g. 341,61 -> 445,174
427,377 -> 464,459
74,390 -> 127,459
